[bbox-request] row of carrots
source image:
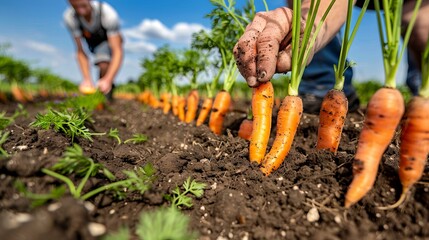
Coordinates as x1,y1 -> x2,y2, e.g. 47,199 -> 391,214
242,0 -> 428,210
136,89 -> 233,136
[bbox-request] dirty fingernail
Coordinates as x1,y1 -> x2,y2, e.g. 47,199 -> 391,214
258,71 -> 266,81
247,76 -> 257,87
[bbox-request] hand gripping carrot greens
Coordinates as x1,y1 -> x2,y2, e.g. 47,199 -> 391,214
378,28 -> 429,210
317,0 -> 369,154
260,0 -> 336,175
344,0 -> 422,208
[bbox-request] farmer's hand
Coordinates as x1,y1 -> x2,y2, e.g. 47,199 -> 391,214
234,1 -> 348,88
233,7 -> 315,87
97,77 -> 113,94
79,79 -> 96,94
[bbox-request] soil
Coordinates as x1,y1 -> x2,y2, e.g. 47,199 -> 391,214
0,98 -> 428,240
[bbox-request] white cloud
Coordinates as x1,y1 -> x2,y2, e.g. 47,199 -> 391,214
123,19 -> 209,54
124,41 -> 157,54
23,40 -> 58,55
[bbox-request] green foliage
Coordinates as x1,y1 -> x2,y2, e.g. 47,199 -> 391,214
165,177 -> 206,209
14,180 -> 66,208
179,49 -> 208,89
57,91 -> 106,111
104,207 -> 197,240
32,68 -> 78,92
115,82 -> 141,94
139,46 -> 181,95
108,128 -> 121,144
41,144 -> 156,201
0,55 -> 31,83
0,104 -> 27,130
353,80 -> 412,106
0,130 -> 10,156
51,143 -> 115,180
136,207 -> 197,240
124,133 -> 148,144
30,107 -> 96,142
102,227 -> 129,240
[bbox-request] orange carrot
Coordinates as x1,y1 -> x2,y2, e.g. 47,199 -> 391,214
196,98 -> 213,126
171,95 -> 179,116
209,90 -> 231,135
379,96 -> 429,209
162,93 -> 172,114
316,89 -> 348,154
137,91 -> 149,104
249,82 -> 274,163
238,119 -> 253,141
178,96 -> 186,122
185,90 -> 199,123
260,96 -> 302,175
11,83 -> 27,103
345,88 -> 404,208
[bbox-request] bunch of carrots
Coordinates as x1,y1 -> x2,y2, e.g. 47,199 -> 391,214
247,0 -> 335,175
345,0 -> 423,208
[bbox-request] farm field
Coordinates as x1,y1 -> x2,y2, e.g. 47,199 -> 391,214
0,97 -> 427,240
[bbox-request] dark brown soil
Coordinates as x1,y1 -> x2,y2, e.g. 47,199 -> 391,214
0,98 -> 428,240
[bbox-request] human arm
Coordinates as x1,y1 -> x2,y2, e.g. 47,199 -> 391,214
97,34 -> 123,94
96,2 -> 123,94
402,0 -> 429,70
233,0 -> 349,87
73,36 -> 94,90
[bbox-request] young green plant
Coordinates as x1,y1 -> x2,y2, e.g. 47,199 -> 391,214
108,128 -> 122,144
41,144 -> 156,200
14,180 -> 66,208
124,133 -> 148,144
165,177 -> 206,209
30,107 -> 103,142
316,0 -> 370,154
345,0 -> 423,208
0,130 -> 10,156
260,0 -> 336,175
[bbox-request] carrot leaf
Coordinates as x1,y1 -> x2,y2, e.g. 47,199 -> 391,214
374,0 -> 422,88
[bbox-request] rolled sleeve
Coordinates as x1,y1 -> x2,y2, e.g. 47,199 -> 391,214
101,3 -> 121,37
63,8 -> 82,38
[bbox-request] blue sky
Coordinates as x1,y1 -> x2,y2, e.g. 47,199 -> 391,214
0,0 -> 408,85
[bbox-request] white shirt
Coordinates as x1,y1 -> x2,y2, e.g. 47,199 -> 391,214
63,1 -> 120,38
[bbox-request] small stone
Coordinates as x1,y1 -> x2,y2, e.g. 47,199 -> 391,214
47,202 -> 62,212
88,222 -> 106,236
306,207 -> 320,222
334,215 -> 341,224
84,202 -> 95,212
16,145 -> 28,151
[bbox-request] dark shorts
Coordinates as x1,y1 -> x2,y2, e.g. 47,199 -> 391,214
92,41 -> 111,65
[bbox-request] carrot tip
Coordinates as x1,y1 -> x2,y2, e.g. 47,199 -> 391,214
377,187 -> 409,210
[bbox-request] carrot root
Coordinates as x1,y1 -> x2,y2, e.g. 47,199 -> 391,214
260,96 -> 303,175
238,119 -> 253,141
196,98 -> 213,126
377,187 -> 410,210
185,90 -> 199,123
249,82 -> 274,164
316,89 -> 348,154
345,88 -> 405,208
209,91 -> 231,135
